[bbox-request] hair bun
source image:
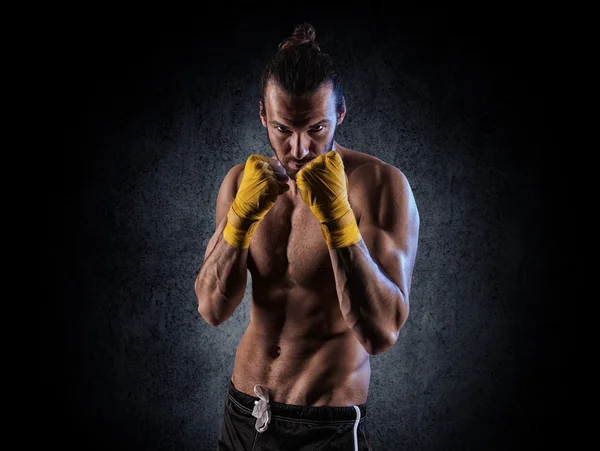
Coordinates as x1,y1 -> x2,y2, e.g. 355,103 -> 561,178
291,23 -> 316,42
278,23 -> 320,51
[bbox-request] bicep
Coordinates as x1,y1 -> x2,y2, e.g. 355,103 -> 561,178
215,163 -> 244,227
203,163 -> 243,260
359,166 -> 420,297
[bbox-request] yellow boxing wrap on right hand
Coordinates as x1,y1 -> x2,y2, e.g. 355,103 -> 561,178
223,154 -> 281,249
296,150 -> 362,249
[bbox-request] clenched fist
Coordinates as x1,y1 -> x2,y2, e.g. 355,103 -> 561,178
296,150 -> 362,249
223,154 -> 289,248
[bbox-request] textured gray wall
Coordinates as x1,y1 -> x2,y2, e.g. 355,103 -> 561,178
44,11 -> 559,451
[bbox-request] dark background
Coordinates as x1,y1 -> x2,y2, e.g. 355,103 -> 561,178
43,8 -> 562,450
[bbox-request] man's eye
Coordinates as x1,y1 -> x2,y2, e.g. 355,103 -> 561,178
276,126 -> 288,132
312,125 -> 325,132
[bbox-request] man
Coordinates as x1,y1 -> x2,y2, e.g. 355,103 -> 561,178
195,23 -> 420,451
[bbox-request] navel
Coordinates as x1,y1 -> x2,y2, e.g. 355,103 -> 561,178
271,345 -> 281,358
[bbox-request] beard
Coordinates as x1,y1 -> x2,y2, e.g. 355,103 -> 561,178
266,130 -> 336,181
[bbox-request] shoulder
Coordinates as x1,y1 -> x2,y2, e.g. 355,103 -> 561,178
340,147 -> 406,184
353,159 -> 408,188
341,148 -> 411,195
222,162 -> 245,193
341,148 -> 415,224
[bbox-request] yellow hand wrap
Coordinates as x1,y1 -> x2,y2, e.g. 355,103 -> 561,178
296,150 -> 362,249
223,155 -> 280,249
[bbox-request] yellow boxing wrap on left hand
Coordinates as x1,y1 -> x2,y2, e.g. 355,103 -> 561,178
296,150 -> 362,249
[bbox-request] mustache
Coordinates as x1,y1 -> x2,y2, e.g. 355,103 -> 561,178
287,158 -> 311,165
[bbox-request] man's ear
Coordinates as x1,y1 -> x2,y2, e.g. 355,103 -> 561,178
337,96 -> 347,125
259,100 -> 267,128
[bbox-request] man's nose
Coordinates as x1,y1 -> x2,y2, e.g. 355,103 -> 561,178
290,134 -> 309,160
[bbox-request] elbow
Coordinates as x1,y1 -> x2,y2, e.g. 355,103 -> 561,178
362,327 -> 398,356
196,293 -> 240,327
372,305 -> 409,354
195,279 -> 223,327
369,332 -> 397,356
370,307 -> 409,356
197,304 -> 222,327
395,296 -> 410,334
196,289 -> 240,327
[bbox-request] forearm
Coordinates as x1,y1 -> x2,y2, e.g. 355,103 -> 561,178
195,218 -> 248,326
329,239 -> 408,355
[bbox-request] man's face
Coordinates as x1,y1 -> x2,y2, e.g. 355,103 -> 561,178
260,82 -> 346,180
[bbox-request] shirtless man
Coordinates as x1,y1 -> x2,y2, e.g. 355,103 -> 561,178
195,23 -> 420,451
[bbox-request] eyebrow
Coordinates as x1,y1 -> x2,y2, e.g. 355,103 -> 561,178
269,119 -> 331,128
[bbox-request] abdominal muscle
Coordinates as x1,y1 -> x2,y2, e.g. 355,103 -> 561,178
230,153 -> 372,407
230,285 -> 371,407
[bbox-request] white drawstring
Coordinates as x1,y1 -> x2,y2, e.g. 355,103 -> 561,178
251,384 -> 271,432
352,405 -> 361,451
250,383 -> 361,447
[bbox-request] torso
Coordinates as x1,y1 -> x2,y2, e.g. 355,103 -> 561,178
231,144 -> 384,407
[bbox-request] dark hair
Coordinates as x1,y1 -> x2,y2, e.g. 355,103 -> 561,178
259,23 -> 344,114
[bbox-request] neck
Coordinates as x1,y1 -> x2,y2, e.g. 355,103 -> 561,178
287,177 -> 301,199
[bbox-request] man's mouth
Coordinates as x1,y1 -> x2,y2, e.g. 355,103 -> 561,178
289,161 -> 306,170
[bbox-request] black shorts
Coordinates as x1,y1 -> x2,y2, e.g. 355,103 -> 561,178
217,379 -> 373,451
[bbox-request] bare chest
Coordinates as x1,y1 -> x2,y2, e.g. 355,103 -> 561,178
248,199 -> 336,288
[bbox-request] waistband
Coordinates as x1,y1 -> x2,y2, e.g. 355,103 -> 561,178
228,379 -> 367,422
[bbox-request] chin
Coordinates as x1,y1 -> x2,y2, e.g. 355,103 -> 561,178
286,168 -> 299,180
